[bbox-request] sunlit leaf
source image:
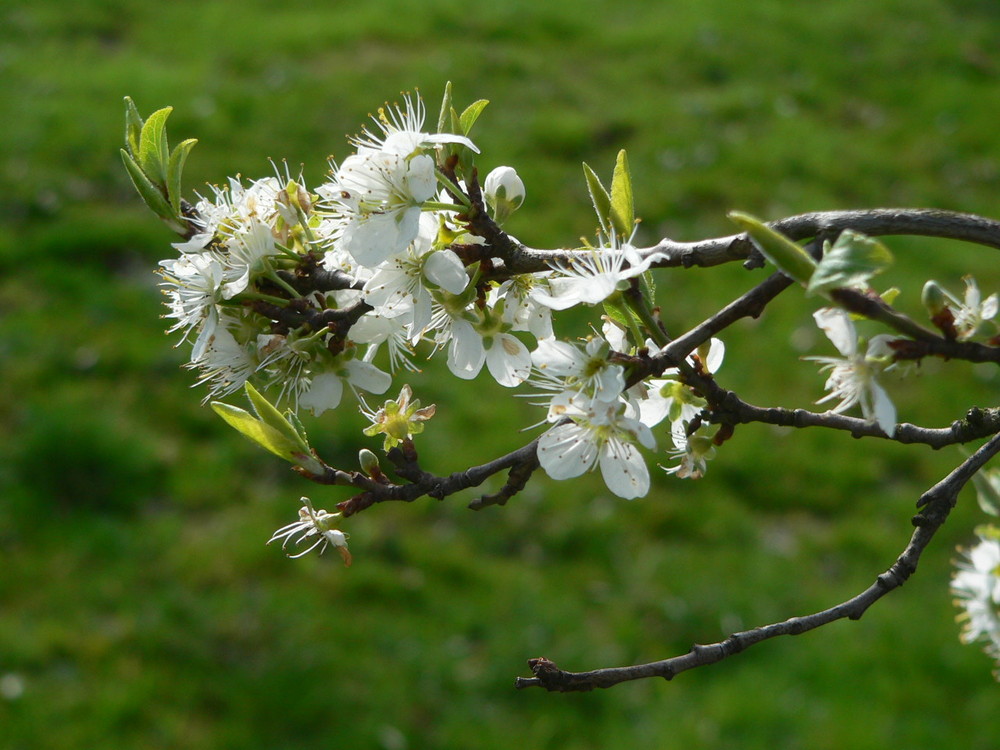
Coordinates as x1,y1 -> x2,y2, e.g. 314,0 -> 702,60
609,150 -> 634,239
728,211 -> 817,285
807,230 -> 893,296
583,162 -> 611,235
166,138 -> 197,216
138,106 -> 173,184
459,99 -> 489,136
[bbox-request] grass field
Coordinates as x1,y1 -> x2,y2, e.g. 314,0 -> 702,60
2,1 -> 999,748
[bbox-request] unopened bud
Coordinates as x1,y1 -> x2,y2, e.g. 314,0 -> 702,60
358,448 -> 381,476
921,280 -> 947,316
922,280 -> 957,339
484,166 -> 525,225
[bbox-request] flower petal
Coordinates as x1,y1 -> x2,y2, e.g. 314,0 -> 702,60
599,441 -> 650,499
537,423 -> 597,480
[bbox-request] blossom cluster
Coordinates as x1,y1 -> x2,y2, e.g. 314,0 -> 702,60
147,87 -> 1000,519
156,91 -> 734,512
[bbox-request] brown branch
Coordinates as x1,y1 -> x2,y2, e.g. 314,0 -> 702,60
331,439 -> 542,517
515,432 -> 1000,692
488,208 -> 1000,277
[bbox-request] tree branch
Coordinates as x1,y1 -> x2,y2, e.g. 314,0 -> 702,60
332,439 -> 542,516
515,432 -> 1000,692
488,208 -> 1000,277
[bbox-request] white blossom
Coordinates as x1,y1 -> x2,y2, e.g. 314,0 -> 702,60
806,307 -> 897,436
537,393 -> 655,499
268,497 -> 352,564
661,424 -> 716,479
530,336 -> 625,402
952,530 -> 1000,678
948,276 -> 999,340
533,237 -> 659,311
635,338 -> 725,430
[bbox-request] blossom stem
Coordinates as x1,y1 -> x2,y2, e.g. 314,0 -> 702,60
433,170 -> 472,208
265,268 -> 302,299
236,291 -> 292,306
623,285 -> 670,350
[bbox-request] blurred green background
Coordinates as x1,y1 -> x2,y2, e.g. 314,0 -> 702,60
2,1 -> 999,747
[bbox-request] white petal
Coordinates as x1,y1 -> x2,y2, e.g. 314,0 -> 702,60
424,249 -> 469,294
599,441 -> 650,499
343,215 -> 398,267
813,307 -> 857,357
531,338 -> 582,375
593,365 -> 625,402
345,359 -> 392,395
537,423 -> 597,480
869,379 -> 897,437
703,338 -> 725,373
485,333 -> 531,387
982,293 -> 999,320
635,384 -> 671,428
447,319 -> 486,379
403,154 -> 438,203
300,373 -> 344,417
531,277 -> 583,311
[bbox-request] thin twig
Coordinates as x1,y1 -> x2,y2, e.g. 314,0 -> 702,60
515,432 -> 1000,691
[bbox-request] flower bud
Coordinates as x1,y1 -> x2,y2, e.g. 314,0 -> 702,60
484,166 -> 525,225
922,279 -> 957,339
358,448 -> 381,476
921,280 -> 948,316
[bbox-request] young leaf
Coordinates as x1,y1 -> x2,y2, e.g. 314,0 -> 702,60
123,96 -> 144,156
582,162 -> 612,235
806,230 -> 893,296
244,382 -> 309,453
138,106 -> 173,185
603,300 -> 635,331
121,149 -> 176,222
609,150 -> 634,239
436,81 -> 453,134
459,99 -> 489,136
286,410 -> 314,452
728,211 -> 817,285
166,138 -> 197,216
211,402 -> 304,462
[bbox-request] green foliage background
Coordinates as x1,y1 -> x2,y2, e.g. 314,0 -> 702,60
2,1 -> 999,747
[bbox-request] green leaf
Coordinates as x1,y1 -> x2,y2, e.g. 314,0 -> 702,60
244,382 -> 309,453
972,468 -> 1000,517
137,106 -> 173,184
582,162 -> 612,235
458,99 -> 489,136
211,402 -> 303,462
806,230 -> 893,296
286,410 -> 313,452
123,96 -> 144,156
121,149 -> 176,222
603,300 -> 634,331
639,268 -> 656,305
166,138 -> 197,216
436,81 -> 453,134
609,150 -> 634,239
728,211 -> 817,285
